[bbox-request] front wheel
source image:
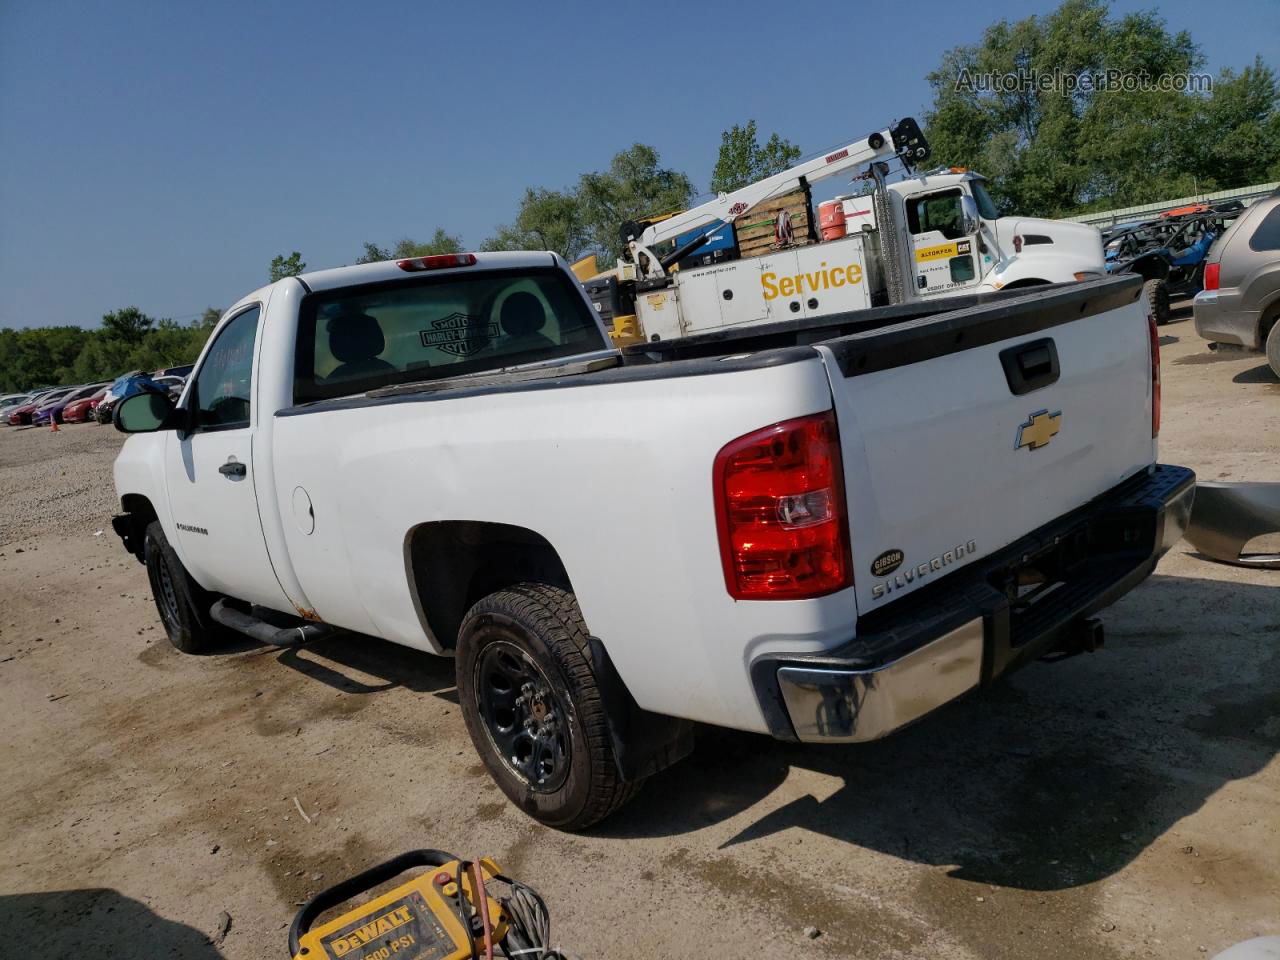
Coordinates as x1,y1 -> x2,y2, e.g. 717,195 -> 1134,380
456,583 -> 641,830
1144,278 -> 1171,325
144,521 -> 222,653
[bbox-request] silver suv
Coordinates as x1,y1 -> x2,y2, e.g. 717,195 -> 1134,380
1193,188 -> 1280,376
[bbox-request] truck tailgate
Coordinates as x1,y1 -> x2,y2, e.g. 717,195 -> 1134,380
817,278 -> 1155,613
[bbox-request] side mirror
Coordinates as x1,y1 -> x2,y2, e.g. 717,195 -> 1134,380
114,391 -> 177,433
960,195 -> 980,236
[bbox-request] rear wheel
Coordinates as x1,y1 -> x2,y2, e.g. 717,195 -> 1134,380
1144,279 -> 1171,325
1266,315 -> 1280,379
144,521 -> 221,653
456,583 -> 641,830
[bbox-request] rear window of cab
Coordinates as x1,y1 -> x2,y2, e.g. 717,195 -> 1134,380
293,267 -> 607,404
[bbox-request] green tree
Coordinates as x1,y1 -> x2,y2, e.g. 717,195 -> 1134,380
356,229 -> 463,263
918,0 -> 1277,216
1186,58 -> 1280,189
481,188 -> 590,261
197,307 -> 222,331
709,120 -> 802,195
482,146 -> 692,264
100,306 -> 154,345
269,251 -> 306,281
576,144 -> 695,263
70,335 -> 132,384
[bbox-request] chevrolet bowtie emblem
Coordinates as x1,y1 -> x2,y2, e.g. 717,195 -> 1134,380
1016,409 -> 1062,450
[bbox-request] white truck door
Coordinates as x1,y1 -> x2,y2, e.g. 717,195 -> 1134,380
163,304 -> 291,609
904,187 -> 982,298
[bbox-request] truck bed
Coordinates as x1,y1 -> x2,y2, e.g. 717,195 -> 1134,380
278,276 -> 1143,418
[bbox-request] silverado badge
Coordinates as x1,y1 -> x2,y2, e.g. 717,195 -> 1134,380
1016,409 -> 1062,451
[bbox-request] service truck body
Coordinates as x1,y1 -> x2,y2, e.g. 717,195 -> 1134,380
632,171 -> 1107,342
608,120 -> 1105,345
112,252 -> 1192,825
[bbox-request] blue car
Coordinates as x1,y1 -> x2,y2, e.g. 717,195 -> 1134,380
95,372 -> 165,424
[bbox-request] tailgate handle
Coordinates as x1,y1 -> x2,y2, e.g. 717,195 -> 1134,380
1000,338 -> 1060,395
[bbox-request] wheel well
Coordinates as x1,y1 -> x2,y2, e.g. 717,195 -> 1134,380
1002,277 -> 1049,290
1260,301 -> 1280,345
1123,255 -> 1170,282
406,521 -> 572,651
117,494 -> 158,563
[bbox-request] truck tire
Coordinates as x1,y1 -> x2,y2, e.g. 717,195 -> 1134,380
456,583 -> 641,830
1144,278 -> 1171,325
144,521 -> 221,654
1266,316 -> 1280,380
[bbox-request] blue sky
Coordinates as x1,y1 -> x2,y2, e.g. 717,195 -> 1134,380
1,0 -> 1276,329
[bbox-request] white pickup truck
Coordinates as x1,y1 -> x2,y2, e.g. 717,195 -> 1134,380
111,251 -> 1194,828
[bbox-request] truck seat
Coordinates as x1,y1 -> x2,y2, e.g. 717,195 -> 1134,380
500,293 -> 556,350
327,313 -> 396,381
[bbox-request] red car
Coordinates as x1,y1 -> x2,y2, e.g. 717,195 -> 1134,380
62,386 -> 109,423
6,389 -> 69,426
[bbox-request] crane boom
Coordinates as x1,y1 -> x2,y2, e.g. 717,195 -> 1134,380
635,117 -> 930,254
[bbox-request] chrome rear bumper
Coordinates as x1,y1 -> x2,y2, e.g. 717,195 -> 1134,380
778,618 -> 984,742
755,465 -> 1196,743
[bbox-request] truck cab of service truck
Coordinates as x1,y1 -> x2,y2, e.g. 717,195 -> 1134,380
882,171 -> 1106,298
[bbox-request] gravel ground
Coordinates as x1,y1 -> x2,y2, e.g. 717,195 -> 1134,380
0,311 -> 1276,959
0,421 -> 124,543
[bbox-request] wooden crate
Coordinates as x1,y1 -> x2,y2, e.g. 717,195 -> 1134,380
733,189 -> 814,258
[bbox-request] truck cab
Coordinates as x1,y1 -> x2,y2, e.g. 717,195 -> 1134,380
876,170 -> 1106,298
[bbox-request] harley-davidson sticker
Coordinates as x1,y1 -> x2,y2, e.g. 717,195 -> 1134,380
420,313 -> 496,357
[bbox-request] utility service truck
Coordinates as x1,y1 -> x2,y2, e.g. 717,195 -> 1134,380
583,118 -> 1107,344
112,251 -> 1190,829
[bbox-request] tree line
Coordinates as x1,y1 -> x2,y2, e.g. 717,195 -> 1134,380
0,307 -> 221,393
3,0 -> 1275,392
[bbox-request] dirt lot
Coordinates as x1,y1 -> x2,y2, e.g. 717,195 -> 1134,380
1,314 -> 1277,959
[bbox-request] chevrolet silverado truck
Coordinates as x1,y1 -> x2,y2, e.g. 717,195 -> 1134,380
111,251 -> 1194,829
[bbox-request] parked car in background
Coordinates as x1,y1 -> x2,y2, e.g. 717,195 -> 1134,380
8,388 -> 74,426
0,394 -> 35,423
33,382 -> 109,425
95,372 -> 164,424
153,364 -> 194,379
1194,188 -> 1280,377
153,375 -> 187,399
62,386 -> 109,423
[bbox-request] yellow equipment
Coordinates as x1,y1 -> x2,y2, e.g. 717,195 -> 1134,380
570,254 -> 645,348
289,850 -> 560,960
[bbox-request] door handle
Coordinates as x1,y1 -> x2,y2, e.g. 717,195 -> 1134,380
218,459 -> 247,478
999,337 -> 1060,395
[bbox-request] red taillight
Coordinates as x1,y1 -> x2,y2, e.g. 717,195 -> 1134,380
1148,312 -> 1161,437
1203,262 -> 1219,291
397,253 -> 478,272
713,411 -> 852,600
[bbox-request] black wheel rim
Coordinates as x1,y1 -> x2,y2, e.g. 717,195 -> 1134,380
474,639 -> 570,793
152,551 -> 181,636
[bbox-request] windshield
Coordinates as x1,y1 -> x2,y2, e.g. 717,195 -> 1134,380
293,267 -> 608,404
970,179 -> 1000,220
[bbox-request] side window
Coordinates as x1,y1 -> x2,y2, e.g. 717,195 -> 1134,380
191,305 -> 260,430
1248,205 -> 1280,252
907,190 -> 964,240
